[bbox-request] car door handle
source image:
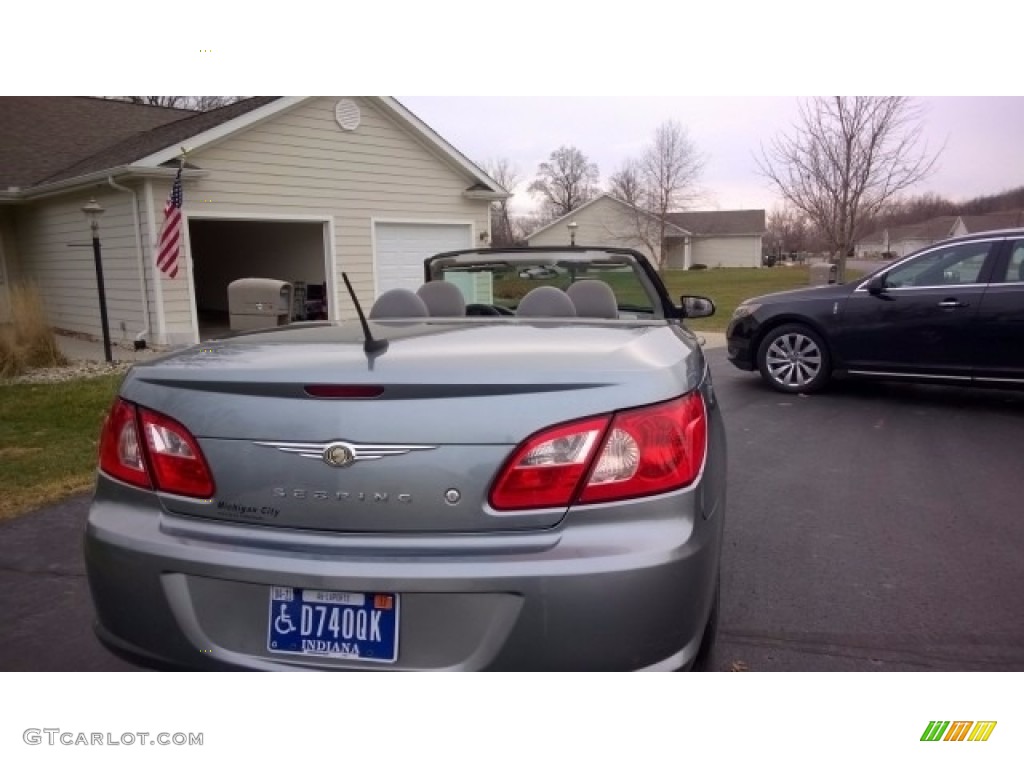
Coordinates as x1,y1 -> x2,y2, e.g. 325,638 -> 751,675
937,299 -> 969,309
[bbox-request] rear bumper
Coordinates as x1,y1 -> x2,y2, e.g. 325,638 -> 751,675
85,481 -> 724,671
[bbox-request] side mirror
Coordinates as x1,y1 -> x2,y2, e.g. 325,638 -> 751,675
866,276 -> 886,296
680,295 -> 715,319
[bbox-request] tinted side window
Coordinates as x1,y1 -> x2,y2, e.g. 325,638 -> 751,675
883,242 -> 991,288
1000,241 -> 1024,283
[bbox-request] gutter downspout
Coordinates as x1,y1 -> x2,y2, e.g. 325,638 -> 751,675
143,181 -> 168,344
107,176 -> 150,349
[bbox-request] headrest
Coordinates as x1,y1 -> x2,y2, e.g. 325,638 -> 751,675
417,281 -> 466,316
566,280 -> 619,319
516,286 -> 577,317
368,289 -> 429,319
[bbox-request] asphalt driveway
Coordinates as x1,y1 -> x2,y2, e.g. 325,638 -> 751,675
1,348 -> 1022,671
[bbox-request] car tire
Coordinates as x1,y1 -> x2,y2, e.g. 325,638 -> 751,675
691,575 -> 720,672
756,323 -> 831,394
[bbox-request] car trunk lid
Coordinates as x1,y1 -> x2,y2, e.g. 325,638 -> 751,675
120,322 -> 701,534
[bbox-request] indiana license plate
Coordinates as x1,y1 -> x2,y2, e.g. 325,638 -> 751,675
267,587 -> 399,663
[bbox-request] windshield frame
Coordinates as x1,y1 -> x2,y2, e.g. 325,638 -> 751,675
424,246 -> 681,319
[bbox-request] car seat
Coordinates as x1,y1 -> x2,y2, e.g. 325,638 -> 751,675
516,286 -> 577,317
566,280 -> 618,319
368,289 -> 429,319
416,281 -> 466,316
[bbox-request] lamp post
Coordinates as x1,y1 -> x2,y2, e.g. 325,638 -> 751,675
567,220 -> 578,247
82,198 -> 113,364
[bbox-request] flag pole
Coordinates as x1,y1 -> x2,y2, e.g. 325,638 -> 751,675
156,148 -> 188,279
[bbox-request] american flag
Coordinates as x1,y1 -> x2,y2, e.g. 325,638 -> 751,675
156,167 -> 184,278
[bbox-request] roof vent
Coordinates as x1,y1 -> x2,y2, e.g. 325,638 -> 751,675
335,99 -> 361,131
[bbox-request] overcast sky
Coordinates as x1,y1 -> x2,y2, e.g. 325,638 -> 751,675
399,97 -> 1024,216
8,3 -> 1021,222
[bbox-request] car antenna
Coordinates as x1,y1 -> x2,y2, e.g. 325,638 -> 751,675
341,272 -> 388,357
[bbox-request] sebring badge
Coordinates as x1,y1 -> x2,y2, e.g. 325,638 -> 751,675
254,439 -> 437,468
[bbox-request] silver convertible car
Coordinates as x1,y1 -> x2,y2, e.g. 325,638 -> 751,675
85,247 -> 727,671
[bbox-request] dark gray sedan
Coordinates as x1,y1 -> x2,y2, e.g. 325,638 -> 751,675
85,247 -> 726,671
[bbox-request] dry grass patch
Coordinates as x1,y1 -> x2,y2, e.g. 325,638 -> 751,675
0,281 -> 67,379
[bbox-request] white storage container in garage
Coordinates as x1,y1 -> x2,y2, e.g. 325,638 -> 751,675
227,278 -> 293,331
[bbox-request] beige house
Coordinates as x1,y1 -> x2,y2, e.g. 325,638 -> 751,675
0,97 -> 506,345
953,210 -> 1024,236
855,210 -> 1024,259
854,217 -> 959,259
526,194 -> 765,269
664,209 -> 766,269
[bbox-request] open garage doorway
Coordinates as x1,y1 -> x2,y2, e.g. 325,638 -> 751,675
188,218 -> 331,340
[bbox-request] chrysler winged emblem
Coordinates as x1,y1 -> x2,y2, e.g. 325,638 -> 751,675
254,439 -> 437,468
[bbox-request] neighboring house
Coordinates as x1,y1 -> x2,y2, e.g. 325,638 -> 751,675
0,97 -> 506,344
525,194 -> 765,269
855,216 -> 958,259
952,210 -> 1024,236
856,210 -> 1024,259
664,209 -> 766,269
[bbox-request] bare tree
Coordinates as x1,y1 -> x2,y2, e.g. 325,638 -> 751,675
869,192 -> 956,232
511,213 -> 547,245
528,146 -> 600,220
482,158 -> 521,247
606,158 -> 662,260
608,121 -> 706,270
120,96 -> 242,111
766,206 -> 810,257
639,121 -> 705,269
958,185 -> 1024,215
757,97 -> 940,281
608,159 -> 643,205
123,96 -> 190,108
191,96 -> 242,111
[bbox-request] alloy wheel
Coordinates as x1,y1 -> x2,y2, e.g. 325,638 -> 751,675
765,333 -> 823,389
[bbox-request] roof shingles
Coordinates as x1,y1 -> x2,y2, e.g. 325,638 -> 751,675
665,209 -> 766,236
959,210 -> 1024,233
0,96 -> 279,190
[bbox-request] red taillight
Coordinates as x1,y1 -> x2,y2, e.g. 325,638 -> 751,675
138,407 -> 215,498
98,398 -> 151,489
489,416 -> 610,511
98,398 -> 215,499
489,392 -> 707,511
578,393 -> 706,504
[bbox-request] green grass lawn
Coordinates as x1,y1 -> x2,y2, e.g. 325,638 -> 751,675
663,266 -> 861,332
493,265 -> 860,332
0,373 -> 123,520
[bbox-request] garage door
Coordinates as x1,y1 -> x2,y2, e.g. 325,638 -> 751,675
374,222 -> 472,295
691,236 -> 759,268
